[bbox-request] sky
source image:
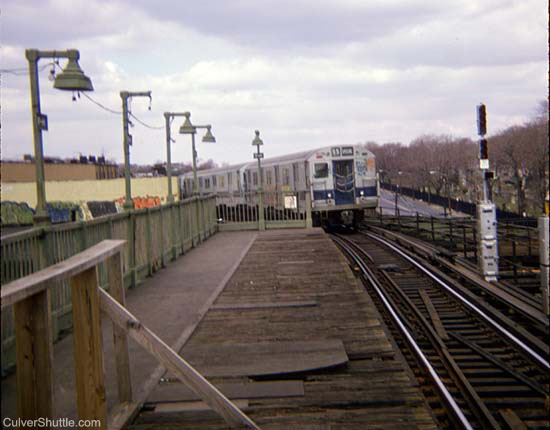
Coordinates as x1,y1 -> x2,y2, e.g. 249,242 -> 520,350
1,0 -> 547,167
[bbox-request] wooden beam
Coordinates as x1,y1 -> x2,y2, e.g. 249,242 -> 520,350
211,300 -> 317,310
14,288 -> 55,423
106,252 -> 132,403
71,267 -> 107,429
149,380 -> 304,403
499,409 -> 528,430
418,289 -> 449,340
1,240 -> 126,308
98,288 -> 261,430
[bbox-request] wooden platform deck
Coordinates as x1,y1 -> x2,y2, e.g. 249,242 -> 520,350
129,229 -> 438,429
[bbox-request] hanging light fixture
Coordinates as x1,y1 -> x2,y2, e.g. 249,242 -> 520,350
201,125 -> 216,142
53,50 -> 93,92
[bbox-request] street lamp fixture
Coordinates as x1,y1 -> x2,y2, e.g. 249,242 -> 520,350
178,112 -> 216,195
26,48 -> 94,224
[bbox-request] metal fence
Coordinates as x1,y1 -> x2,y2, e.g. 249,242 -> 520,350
1,195 -> 217,375
381,183 -> 537,225
216,190 -> 311,231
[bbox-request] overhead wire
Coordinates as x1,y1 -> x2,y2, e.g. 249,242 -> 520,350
128,112 -> 164,130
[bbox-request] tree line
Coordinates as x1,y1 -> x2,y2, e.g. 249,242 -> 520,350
366,101 -> 549,216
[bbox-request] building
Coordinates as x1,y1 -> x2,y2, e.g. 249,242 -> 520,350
1,156 -> 119,182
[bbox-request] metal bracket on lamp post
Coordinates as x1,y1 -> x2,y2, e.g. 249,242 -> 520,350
120,91 -> 152,210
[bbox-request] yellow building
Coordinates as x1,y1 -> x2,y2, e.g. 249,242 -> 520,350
1,177 -> 179,208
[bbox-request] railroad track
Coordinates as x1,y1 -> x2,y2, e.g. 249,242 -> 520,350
364,224 -> 549,353
332,231 -> 549,430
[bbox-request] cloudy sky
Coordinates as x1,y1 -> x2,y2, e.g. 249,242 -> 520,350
1,0 -> 547,167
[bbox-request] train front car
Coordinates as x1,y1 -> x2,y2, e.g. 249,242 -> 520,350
310,144 -> 378,227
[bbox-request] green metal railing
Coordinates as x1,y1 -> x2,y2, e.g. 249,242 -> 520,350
216,190 -> 312,231
1,195 -> 217,375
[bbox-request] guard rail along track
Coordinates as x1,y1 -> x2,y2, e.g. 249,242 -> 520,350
331,230 -> 549,430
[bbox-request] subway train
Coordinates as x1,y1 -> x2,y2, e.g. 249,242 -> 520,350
179,143 -> 379,226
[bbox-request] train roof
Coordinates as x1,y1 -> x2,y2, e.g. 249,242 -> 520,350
180,144 -> 372,178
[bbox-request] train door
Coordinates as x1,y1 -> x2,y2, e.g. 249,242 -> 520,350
332,159 -> 355,204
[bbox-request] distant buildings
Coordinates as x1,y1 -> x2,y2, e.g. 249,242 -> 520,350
1,155 -> 119,182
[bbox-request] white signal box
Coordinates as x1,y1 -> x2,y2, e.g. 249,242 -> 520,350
477,202 -> 499,282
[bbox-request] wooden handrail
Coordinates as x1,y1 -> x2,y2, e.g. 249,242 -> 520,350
3,238 -> 260,430
100,289 -> 261,429
1,240 -> 126,308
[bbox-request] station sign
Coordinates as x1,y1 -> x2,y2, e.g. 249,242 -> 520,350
284,195 -> 297,209
254,152 -> 264,159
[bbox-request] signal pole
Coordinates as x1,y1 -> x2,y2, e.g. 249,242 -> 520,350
476,103 -> 499,282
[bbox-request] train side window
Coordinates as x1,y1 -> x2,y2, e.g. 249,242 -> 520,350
205,178 -> 210,189
212,175 -> 217,187
199,177 -> 204,188
314,163 -> 329,178
228,172 -> 232,186
266,170 -> 273,185
220,175 -> 225,188
283,168 -> 290,186
292,163 -> 299,184
253,171 -> 258,186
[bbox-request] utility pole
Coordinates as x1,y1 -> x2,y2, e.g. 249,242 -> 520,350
120,91 -> 151,210
476,103 -> 499,282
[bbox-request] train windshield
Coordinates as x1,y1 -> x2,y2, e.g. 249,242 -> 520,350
314,163 -> 329,178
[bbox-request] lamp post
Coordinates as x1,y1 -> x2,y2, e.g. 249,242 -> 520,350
178,112 -> 216,196
252,130 -> 265,230
120,91 -> 152,210
163,112 -> 200,202
25,49 -> 93,224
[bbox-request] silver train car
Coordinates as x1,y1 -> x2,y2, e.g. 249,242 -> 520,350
179,143 -> 379,226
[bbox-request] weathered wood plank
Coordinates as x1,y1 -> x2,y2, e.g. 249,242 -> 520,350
154,399 -> 249,413
106,252 -> 132,403
499,408 -> 528,430
1,240 -> 125,308
180,340 -> 348,378
211,301 -> 317,310
418,289 -> 449,340
14,288 -> 55,423
149,380 -> 304,403
71,267 -> 107,429
98,288 -> 261,430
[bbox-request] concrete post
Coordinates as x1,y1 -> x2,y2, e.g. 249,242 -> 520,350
538,216 -> 549,316
164,113 -> 174,203
121,92 -> 133,211
26,50 -> 50,224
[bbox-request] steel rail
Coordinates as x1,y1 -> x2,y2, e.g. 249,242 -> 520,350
365,231 -> 550,372
331,235 -> 474,430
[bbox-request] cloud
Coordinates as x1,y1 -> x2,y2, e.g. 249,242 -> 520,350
1,0 -> 547,168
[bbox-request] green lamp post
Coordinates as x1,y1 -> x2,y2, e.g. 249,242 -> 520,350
178,112 -> 216,196
252,130 -> 265,231
25,49 -> 93,224
120,91 -> 152,210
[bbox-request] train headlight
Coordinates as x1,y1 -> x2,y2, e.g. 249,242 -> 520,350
360,190 -> 364,196
327,192 -> 332,199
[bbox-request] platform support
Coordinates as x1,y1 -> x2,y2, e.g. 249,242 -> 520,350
539,216 -> 549,316
306,193 -> 312,228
